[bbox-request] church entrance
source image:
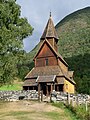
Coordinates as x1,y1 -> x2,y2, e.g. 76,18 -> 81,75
39,83 -> 53,96
41,83 -> 47,95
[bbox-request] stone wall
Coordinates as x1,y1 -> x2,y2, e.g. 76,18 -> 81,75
50,91 -> 90,104
0,90 -> 90,104
0,90 -> 38,101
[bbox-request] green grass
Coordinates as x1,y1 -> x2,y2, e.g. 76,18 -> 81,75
51,102 -> 64,108
51,102 -> 81,120
7,111 -> 31,116
0,101 -> 81,120
0,110 -> 80,120
0,111 -> 33,120
0,83 -> 22,91
44,111 -> 64,120
66,103 -> 90,120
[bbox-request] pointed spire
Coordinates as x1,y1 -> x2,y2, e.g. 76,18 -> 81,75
50,11 -> 51,17
40,13 -> 59,40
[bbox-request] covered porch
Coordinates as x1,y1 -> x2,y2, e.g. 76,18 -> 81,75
36,75 -> 56,97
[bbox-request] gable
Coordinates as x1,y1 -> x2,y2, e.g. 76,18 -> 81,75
36,42 -> 56,58
34,39 -> 68,67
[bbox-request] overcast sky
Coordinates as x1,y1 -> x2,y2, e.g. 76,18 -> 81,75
17,0 -> 90,52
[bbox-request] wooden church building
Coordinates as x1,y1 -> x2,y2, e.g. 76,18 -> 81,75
23,14 -> 76,95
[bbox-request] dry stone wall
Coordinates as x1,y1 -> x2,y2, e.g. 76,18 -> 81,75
0,90 -> 38,101
51,91 -> 90,104
0,90 -> 90,104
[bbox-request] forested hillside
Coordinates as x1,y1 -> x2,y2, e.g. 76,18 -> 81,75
56,7 -> 90,57
56,7 -> 90,94
18,7 -> 90,94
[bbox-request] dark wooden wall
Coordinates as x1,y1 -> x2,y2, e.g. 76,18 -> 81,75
36,57 -> 58,67
35,42 -> 58,67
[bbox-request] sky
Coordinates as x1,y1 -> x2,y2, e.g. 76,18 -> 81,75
17,0 -> 90,52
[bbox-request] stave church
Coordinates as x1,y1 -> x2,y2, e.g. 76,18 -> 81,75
23,13 -> 76,96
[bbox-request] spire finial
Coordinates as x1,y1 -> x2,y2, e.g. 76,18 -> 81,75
50,11 -> 51,17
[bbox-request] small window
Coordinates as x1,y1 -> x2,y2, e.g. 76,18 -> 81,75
45,58 -> 48,66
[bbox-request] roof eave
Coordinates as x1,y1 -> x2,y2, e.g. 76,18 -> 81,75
64,76 -> 76,85
57,56 -> 69,67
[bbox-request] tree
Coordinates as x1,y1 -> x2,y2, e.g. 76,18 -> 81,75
0,0 -> 33,85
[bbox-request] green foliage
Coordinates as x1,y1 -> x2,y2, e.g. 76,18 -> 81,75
51,102 -> 64,108
17,42 -> 40,80
18,66 -> 29,80
51,102 -> 80,120
55,7 -> 90,94
0,0 -> 33,85
66,104 -> 90,120
65,54 -> 90,94
56,7 -> 90,58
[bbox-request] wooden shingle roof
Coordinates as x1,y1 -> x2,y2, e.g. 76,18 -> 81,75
25,66 -> 64,79
60,69 -> 76,85
24,66 -> 76,85
23,78 -> 37,86
41,15 -> 59,40
36,75 -> 56,83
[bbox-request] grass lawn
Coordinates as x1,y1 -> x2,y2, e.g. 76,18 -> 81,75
0,101 -> 80,120
0,83 -> 22,91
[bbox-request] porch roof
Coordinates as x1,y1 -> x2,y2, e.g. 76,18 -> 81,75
36,75 -> 56,83
23,78 -> 37,86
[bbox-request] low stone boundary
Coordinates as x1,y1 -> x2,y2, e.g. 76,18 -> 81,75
0,90 -> 90,104
50,91 -> 90,105
0,90 -> 38,101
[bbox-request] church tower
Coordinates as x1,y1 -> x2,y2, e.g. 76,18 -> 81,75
40,13 -> 59,51
23,13 -> 76,95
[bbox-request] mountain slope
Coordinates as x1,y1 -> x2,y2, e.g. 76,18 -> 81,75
55,7 -> 90,94
21,7 -> 90,94
56,7 -> 90,58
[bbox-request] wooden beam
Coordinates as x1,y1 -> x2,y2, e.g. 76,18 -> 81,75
53,83 -> 55,90
57,85 -> 59,91
38,83 -> 40,101
41,90 -> 43,102
51,84 -> 53,93
46,84 -> 48,97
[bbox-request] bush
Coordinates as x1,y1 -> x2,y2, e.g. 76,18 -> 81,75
66,104 -> 90,120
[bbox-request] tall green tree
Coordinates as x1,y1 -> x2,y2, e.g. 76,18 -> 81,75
0,0 -> 33,85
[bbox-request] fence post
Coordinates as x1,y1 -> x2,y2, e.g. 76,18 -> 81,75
68,93 -> 70,105
41,90 -> 43,102
86,101 -> 88,112
76,96 -> 78,106
72,99 -> 74,107
38,83 -> 40,102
